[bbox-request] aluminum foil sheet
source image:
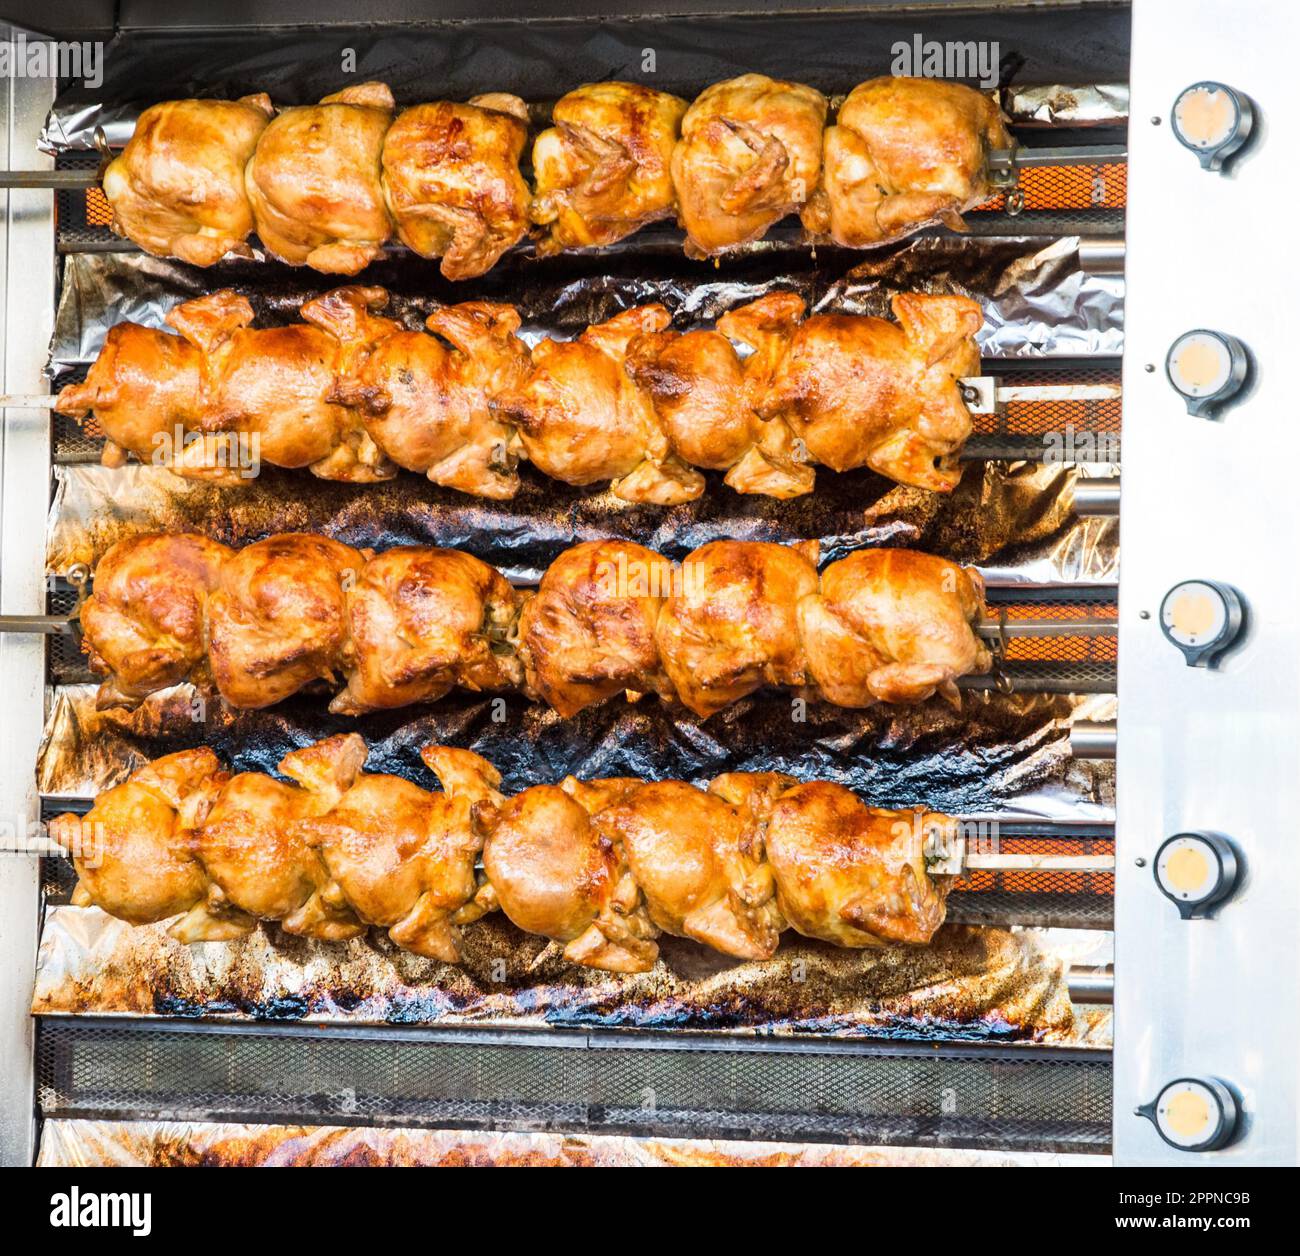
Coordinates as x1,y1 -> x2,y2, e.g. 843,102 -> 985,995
47,460 -> 1117,591
38,6 -> 1131,154
32,909 -> 1080,1042
47,242 -> 1122,391
37,680 -> 1115,819
37,1119 -> 1107,1167
1005,83 -> 1129,127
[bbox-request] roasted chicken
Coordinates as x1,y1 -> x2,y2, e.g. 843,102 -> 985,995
77,531 -> 991,719
56,739 -> 958,969
99,75 -> 1009,275
55,286 -> 984,497
381,94 -> 531,279
530,82 -> 688,254
802,76 -> 1012,247
245,82 -> 396,274
79,532 -> 232,707
493,305 -> 705,504
671,74 -> 827,257
723,291 -> 984,491
336,300 -> 529,499
101,95 -> 274,266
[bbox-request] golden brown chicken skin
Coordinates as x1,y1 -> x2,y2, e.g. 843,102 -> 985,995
177,769 -> 366,944
727,291 -> 982,491
764,782 -> 954,947
672,74 -> 827,257
285,736 -> 499,963
595,780 -> 783,959
624,326 -> 814,498
54,322 -> 220,479
79,532 -> 233,708
800,548 -> 990,708
517,539 -> 674,717
102,95 -> 274,267
802,76 -> 1012,247
655,539 -> 820,718
167,286 -> 398,483
331,547 -> 525,716
382,94 -> 531,280
50,748 -> 226,926
206,533 -> 364,709
338,301 -> 529,499
245,82 -> 395,274
480,782 -> 659,972
494,305 -> 703,503
530,82 -> 688,254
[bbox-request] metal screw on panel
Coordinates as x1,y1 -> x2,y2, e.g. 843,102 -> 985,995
1144,364 -> 1155,373
1151,116 -> 1161,125
1135,857 -> 1147,867
1139,610 -> 1151,620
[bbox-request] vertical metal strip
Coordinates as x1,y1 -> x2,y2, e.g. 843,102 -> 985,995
1116,0 -> 1300,1165
0,33 -> 55,1167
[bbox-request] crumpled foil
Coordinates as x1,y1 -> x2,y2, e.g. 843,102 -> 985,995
46,460 -> 1117,590
32,908 -> 1081,1042
1005,83 -> 1129,127
37,1119 -> 1106,1168
37,680 -> 1116,818
47,240 -> 1122,390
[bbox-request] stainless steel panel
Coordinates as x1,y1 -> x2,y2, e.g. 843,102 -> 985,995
1116,0 -> 1300,1166
0,39 -> 55,1166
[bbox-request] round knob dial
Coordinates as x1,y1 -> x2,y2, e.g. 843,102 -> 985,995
1171,82 -> 1254,171
1165,329 -> 1249,417
1141,1078 -> 1239,1152
1159,579 -> 1244,667
1154,832 -> 1239,918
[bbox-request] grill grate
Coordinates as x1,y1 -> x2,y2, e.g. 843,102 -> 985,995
35,1019 -> 1112,1154
979,162 -> 1127,213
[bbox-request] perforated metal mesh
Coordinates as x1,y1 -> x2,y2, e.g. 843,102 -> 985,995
978,162 -> 1127,213
36,1019 -> 1111,1152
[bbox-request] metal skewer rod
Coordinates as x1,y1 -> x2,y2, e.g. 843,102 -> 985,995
963,852 -> 1114,872
976,617 -> 1114,639
1067,966 -> 1113,1004
988,142 -> 1129,170
0,168 -> 101,190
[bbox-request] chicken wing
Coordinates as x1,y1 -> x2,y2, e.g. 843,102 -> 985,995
206,533 -> 363,709
725,290 -> 982,492
79,532 -> 233,708
494,305 -> 704,503
595,780 -> 783,959
480,782 -> 659,972
764,781 -> 955,947
517,539 -> 674,717
800,548 -> 990,707
245,82 -> 395,274
381,94 -> 531,279
101,95 -> 273,266
530,82 -> 687,254
655,539 -> 819,718
337,301 -> 528,498
49,748 -> 225,926
331,547 -> 525,716
285,736 -> 499,963
672,74 -> 827,257
802,76 -> 1012,247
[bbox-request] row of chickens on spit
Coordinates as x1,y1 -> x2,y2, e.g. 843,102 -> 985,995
48,73 -> 1028,975
102,74 -> 1010,278
58,285 -> 982,495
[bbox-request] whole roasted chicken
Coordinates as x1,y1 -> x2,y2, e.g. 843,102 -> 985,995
802,76 -> 1012,247
101,94 -> 274,266
381,94 -> 531,279
671,74 -> 827,256
245,82 -> 396,273
530,82 -> 688,253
